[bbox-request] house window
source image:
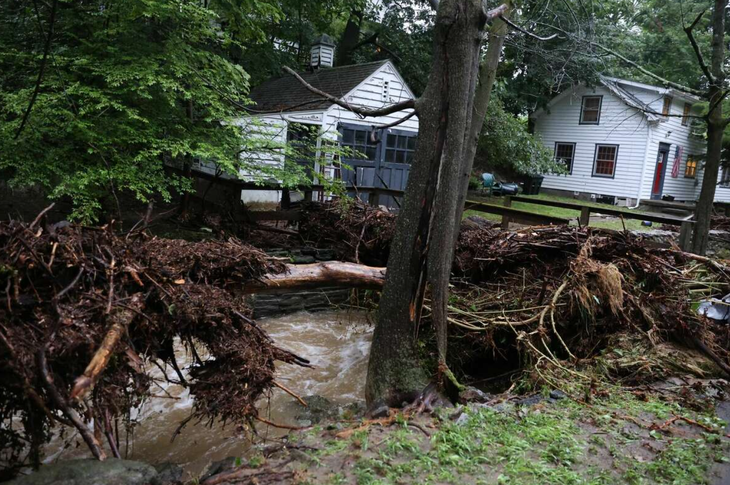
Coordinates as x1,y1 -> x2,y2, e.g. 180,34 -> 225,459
685,155 -> 698,178
662,96 -> 672,117
682,102 -> 691,126
580,96 -> 602,124
721,166 -> 730,187
592,144 -> 618,178
554,142 -> 576,173
341,126 -> 379,160
384,132 -> 417,164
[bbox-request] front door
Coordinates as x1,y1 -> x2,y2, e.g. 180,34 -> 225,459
651,143 -> 671,200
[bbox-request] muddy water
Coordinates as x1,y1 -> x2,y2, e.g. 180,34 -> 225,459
44,310 -> 373,479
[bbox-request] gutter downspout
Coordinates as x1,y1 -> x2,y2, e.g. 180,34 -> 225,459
630,121 -> 655,209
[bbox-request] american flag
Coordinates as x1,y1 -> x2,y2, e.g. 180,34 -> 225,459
671,145 -> 683,178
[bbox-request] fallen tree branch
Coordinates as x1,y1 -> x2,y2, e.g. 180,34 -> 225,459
273,380 -> 308,407
70,293 -> 144,400
242,262 -> 385,294
37,349 -> 107,460
282,66 -> 416,118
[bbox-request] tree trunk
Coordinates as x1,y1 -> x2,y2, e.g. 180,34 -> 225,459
336,11 -> 363,67
453,5 -> 510,234
691,0 -> 727,255
241,262 -> 385,293
365,0 -> 489,407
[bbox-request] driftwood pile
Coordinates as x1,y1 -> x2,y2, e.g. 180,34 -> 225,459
445,223 -> 730,385
0,211 -> 309,476
298,201 -> 396,266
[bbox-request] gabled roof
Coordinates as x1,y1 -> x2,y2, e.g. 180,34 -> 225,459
532,76 -> 701,121
249,60 -> 389,113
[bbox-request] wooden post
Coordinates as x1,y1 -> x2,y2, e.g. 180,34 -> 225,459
304,190 -> 314,202
369,190 -> 380,208
579,206 -> 591,227
501,196 -> 512,230
679,221 -> 692,251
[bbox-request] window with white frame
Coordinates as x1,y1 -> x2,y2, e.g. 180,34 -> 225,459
592,144 -> 618,177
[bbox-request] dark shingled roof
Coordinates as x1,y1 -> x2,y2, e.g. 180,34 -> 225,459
249,60 -> 389,113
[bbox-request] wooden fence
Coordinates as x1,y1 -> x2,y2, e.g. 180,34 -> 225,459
506,195 -> 694,250
185,166 -> 695,250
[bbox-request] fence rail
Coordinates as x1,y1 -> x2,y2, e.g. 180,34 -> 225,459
507,195 -> 693,250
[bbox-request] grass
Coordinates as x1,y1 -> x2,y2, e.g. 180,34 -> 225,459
294,387 -> 729,485
464,192 -> 669,231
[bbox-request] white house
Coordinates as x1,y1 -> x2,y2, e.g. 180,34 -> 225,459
194,35 -> 419,207
531,77 -> 727,205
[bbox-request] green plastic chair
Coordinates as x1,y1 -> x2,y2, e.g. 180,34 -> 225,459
481,173 -> 494,196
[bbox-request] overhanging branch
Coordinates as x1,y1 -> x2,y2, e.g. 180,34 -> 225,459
684,9 -> 715,84
500,14 -> 559,41
282,66 -> 417,117
538,22 -> 704,98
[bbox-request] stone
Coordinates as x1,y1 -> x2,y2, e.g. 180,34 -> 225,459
459,386 -> 491,403
151,463 -> 183,485
199,457 -> 238,483
296,395 -> 337,424
10,459 -> 158,485
291,255 -> 316,264
368,403 -> 390,419
549,389 -> 567,400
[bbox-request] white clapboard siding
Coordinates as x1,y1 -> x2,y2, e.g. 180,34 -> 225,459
634,91 -> 705,202
235,61 -> 418,204
533,85 -> 650,199
321,62 -> 419,140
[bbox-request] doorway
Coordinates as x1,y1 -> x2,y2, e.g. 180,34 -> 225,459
651,143 -> 671,200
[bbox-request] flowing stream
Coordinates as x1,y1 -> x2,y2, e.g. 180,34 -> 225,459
44,310 -> 373,479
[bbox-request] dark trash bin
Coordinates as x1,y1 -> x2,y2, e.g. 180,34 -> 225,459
523,176 -> 544,195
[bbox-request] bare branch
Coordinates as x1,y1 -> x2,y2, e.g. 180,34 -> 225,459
485,4 -> 509,21
282,66 -> 417,117
538,22 -> 705,97
376,111 -> 417,130
500,15 -> 559,41
684,9 -> 715,84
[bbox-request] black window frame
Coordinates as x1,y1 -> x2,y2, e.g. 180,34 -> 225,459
339,125 -> 380,162
384,128 -> 418,165
554,142 -> 576,174
579,95 -> 603,125
681,102 -> 691,126
591,144 -> 619,179
721,166 -> 730,187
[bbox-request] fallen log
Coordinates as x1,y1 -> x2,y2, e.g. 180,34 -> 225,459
69,293 -> 144,401
241,262 -> 386,294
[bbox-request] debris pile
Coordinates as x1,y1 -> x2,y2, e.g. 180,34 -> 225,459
0,214 -> 308,475
298,201 -> 396,266
446,224 -> 730,385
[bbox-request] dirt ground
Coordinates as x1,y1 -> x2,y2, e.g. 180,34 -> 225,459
199,377 -> 730,485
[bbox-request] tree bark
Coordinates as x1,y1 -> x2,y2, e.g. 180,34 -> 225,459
241,262 -> 385,293
365,0 -> 492,407
336,11 -> 363,67
691,0 -> 727,255
453,5 -> 510,239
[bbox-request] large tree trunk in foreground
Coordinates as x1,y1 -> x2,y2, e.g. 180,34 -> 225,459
691,0 -> 727,255
365,0 -> 495,407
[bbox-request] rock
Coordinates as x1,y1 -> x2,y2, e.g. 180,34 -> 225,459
459,386 -> 491,404
10,459 -> 157,485
200,457 -> 238,483
549,389 -> 567,400
296,395 -> 337,424
515,394 -> 543,407
368,403 -> 390,419
291,255 -> 316,264
151,463 -> 183,485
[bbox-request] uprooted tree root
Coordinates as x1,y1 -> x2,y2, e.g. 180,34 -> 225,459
438,224 -> 730,392
0,213 -> 309,477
